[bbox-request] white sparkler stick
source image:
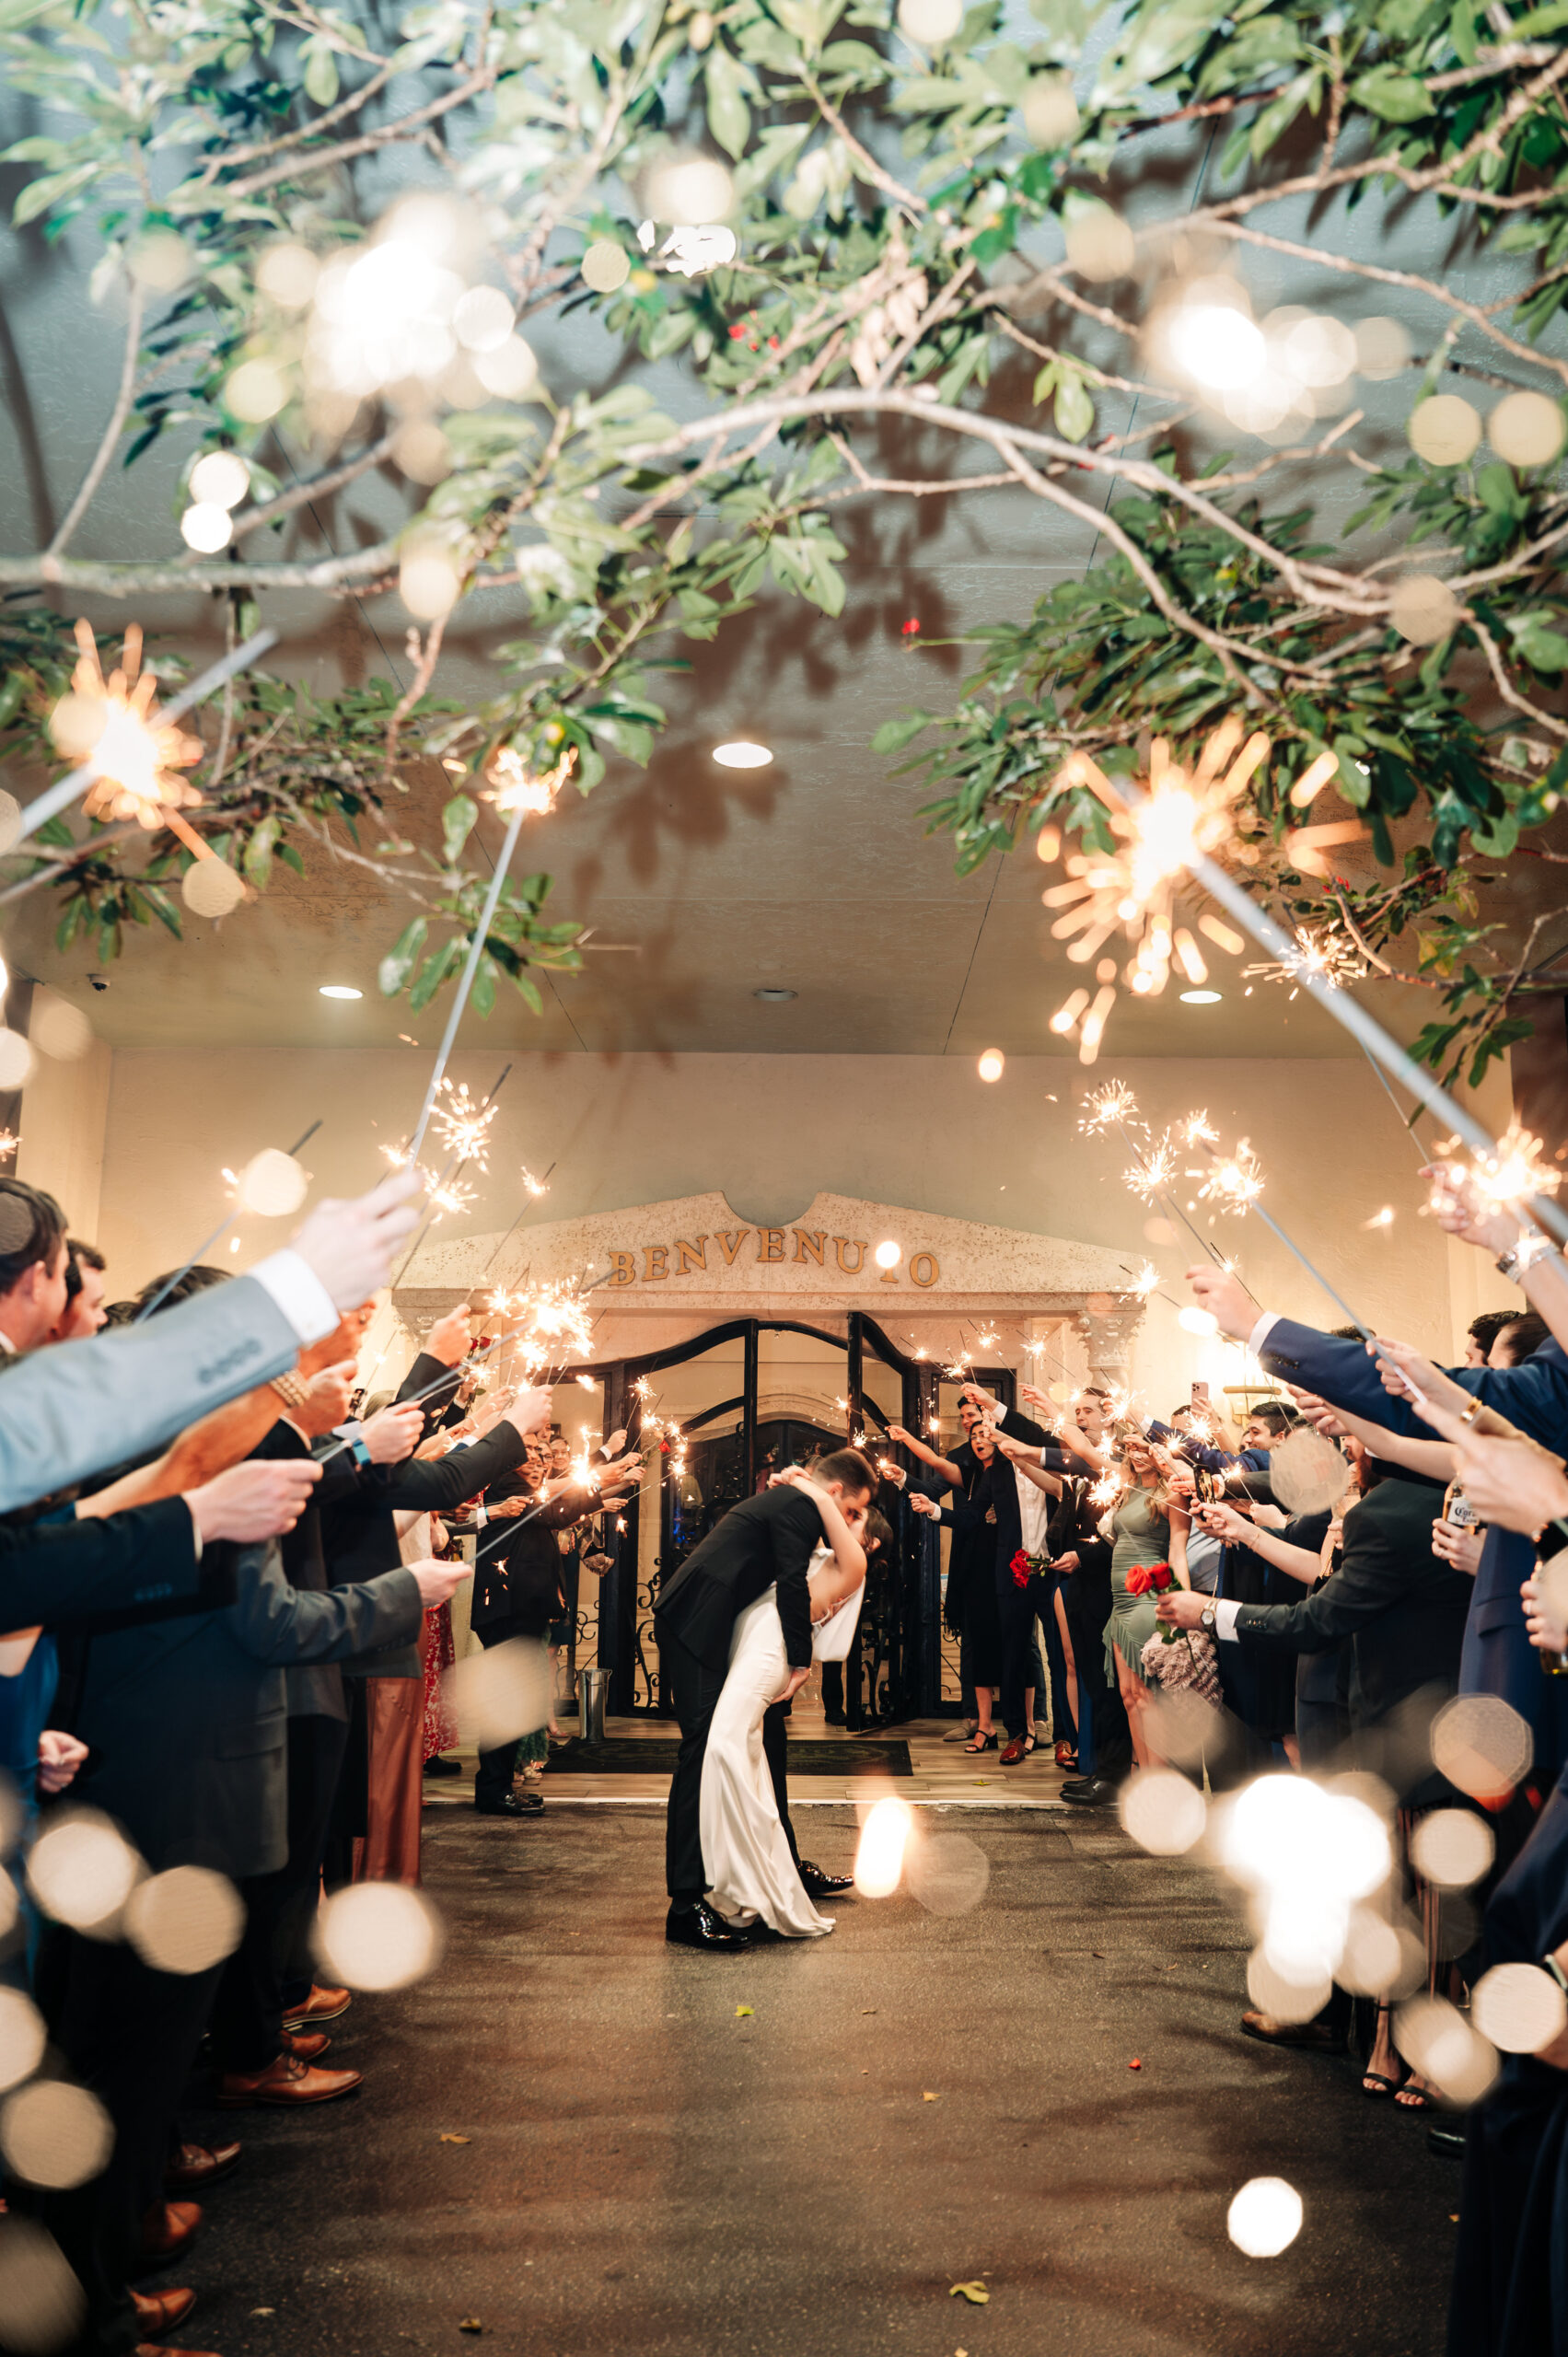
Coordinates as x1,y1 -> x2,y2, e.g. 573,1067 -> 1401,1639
14,628 -> 279,845
1186,848 -> 1568,1249
407,803 -> 527,1161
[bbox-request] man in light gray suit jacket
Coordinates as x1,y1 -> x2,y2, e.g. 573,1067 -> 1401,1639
0,1172 -> 421,1516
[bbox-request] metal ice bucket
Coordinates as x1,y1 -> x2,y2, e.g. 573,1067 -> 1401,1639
578,1665 -> 607,1746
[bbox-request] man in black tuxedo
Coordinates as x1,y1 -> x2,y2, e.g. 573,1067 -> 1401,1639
1047,1469 -> 1128,1800
654,1446 -> 876,1950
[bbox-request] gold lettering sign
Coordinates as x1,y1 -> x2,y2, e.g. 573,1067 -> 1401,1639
600,1228 -> 941,1285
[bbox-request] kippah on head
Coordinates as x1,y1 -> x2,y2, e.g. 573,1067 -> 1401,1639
0,1193 -> 34,1254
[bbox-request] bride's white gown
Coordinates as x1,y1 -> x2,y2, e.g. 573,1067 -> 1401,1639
700,1544 -> 864,1939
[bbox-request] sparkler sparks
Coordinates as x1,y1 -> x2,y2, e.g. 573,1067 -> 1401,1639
53,622 -> 205,829
1127,1260 -> 1162,1300
1088,1470 -> 1121,1510
1041,718 -> 1266,1062
430,1079 -> 497,1175
1198,1140 -> 1264,1212
1429,1121 -> 1562,1213
1079,1080 -> 1140,1136
0,1128 -> 18,1161
1243,920 -> 1368,998
505,1280 -> 595,1376
483,746 -> 575,819
520,1165 -> 549,1199
427,1173 -> 477,1221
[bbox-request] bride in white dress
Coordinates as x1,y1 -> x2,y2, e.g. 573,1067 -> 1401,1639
700,1469 -> 868,1938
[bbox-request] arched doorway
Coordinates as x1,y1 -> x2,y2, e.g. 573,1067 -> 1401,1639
562,1314 -> 1019,1720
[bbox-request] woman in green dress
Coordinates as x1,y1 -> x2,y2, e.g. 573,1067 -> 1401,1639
1101,1429 -> 1191,1770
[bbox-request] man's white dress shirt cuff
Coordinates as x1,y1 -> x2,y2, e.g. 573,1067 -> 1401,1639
1247,1312 -> 1281,1359
1214,1596 -> 1242,1643
250,1250 -> 339,1347
185,1499 -> 203,1562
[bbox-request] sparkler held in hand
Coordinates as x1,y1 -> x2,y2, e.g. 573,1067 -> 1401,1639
1191,1119 -> 1375,1342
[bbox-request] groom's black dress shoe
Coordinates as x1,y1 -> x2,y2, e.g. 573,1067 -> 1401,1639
1060,1777 -> 1118,1807
798,1861 -> 854,1897
475,1792 -> 543,1817
665,1900 -> 749,1950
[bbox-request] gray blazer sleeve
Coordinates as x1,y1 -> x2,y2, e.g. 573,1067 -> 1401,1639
0,1277 -> 302,1515
227,1544 -> 424,1665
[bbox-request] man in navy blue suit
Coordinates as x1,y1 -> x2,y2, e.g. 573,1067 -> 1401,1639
1184,1263 -> 1568,1782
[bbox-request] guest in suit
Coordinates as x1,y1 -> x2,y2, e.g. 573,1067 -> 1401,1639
0,1178 -> 70,1364
470,1440 -> 625,1816
954,1383 -> 1058,1761
0,1168 -> 423,1515
27,1474 -> 462,2357
54,1237 -> 110,1342
1185,1262 -> 1568,1785
655,1448 -> 876,1950
1158,1459 -> 1473,2081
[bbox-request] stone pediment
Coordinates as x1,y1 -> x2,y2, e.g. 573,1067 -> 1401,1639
403,1189 -> 1141,1311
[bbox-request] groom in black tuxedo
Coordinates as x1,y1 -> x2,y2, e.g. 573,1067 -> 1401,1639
655,1446 -> 877,1950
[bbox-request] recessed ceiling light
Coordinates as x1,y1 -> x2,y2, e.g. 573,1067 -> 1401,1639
753,986 -> 796,1002
319,984 -> 363,1000
1179,989 -> 1222,1005
714,740 -> 773,769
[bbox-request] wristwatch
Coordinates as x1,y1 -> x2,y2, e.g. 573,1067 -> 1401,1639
1200,1604 -> 1216,1632
1497,1235 -> 1559,1286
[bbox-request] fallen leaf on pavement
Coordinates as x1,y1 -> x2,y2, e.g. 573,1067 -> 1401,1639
736,2005 -> 754,2018
923,2090 -> 940,2101
1129,2059 -> 1143,2071
459,2321 -> 483,2336
861,2008 -> 877,2014
439,2134 -> 471,2144
250,2310 -> 274,2318
949,2282 -> 990,2305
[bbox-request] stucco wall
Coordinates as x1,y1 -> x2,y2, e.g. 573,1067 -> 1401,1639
72,1046 -> 1519,1410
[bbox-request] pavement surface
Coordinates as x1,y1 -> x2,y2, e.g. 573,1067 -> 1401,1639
179,1805 -> 1458,2357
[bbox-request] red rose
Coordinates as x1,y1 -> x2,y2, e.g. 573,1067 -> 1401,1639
1149,1563 -> 1177,1593
1010,1548 -> 1032,1589
1124,1565 -> 1151,1596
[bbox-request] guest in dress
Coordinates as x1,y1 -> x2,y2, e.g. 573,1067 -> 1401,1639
1102,1430 -> 1190,1769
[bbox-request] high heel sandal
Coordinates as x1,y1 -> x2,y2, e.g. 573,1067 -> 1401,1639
1054,1740 -> 1077,1771
1363,2003 -> 1408,2099
964,1731 -> 997,1754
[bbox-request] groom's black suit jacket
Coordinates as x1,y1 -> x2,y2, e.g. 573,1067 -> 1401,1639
654,1486 -> 821,1673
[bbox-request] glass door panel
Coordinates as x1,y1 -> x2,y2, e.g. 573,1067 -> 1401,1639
629,1335 -> 745,1713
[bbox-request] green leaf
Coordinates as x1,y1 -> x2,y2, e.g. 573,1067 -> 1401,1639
441,794 -> 478,865
705,43 -> 752,160
1350,66 -> 1432,122
1511,0 -> 1568,29
409,936 -> 460,1014
302,36 -> 340,106
1054,372 -> 1094,444
872,709 -> 935,755
243,815 -> 279,890
378,916 -> 428,998
470,951 -> 497,1019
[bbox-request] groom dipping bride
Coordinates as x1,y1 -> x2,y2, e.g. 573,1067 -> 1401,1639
656,1447 -> 878,1950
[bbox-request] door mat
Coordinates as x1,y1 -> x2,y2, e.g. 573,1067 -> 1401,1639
546,1736 -> 912,1777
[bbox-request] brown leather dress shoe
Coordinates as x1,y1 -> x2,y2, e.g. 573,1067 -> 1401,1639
281,1982 -> 350,2029
137,2201 -> 202,2270
280,2028 -> 331,2061
1000,1735 -> 1028,1765
165,2140 -> 240,2192
132,2286 -> 197,2339
215,2052 -> 363,2107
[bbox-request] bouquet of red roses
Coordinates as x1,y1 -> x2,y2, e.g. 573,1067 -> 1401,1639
1124,1561 -> 1182,1641
1008,1547 -> 1050,1591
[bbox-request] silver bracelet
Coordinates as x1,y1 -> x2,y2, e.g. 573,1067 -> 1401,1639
1497,1235 -> 1560,1286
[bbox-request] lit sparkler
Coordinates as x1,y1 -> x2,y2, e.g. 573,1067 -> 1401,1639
1042,718 -> 1267,1062
1186,1118 -> 1372,1339
1087,1470 -> 1121,1510
1243,920 -> 1367,998
520,1165 -> 549,1198
483,745 -> 575,819
1429,1121 -> 1562,1214
1079,1080 -> 1140,1137
53,621 -> 205,832
430,1079 -> 498,1175
428,1172 -> 477,1221
0,1128 -> 17,1161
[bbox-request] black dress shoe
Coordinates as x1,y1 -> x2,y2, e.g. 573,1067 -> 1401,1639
665,1900 -> 749,1950
1061,1777 -> 1119,1806
797,1861 -> 854,1897
1427,2122 -> 1466,2158
474,1791 -> 544,1817
424,1756 -> 462,1778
